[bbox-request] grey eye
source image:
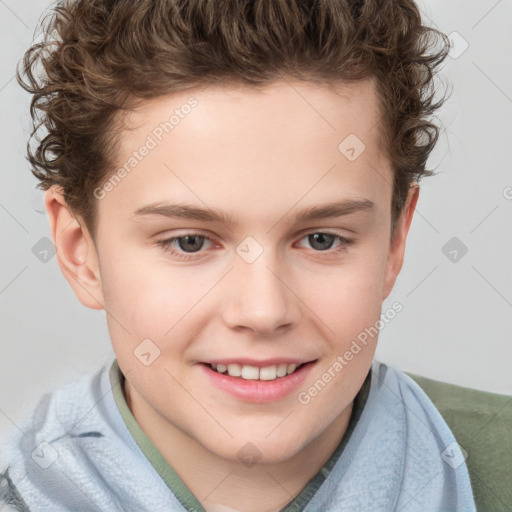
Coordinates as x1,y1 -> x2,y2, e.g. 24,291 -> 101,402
307,233 -> 336,251
176,235 -> 206,253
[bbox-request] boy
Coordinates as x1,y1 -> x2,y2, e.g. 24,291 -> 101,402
1,0 -> 477,510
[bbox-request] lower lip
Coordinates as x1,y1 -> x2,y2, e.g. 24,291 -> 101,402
199,361 -> 316,403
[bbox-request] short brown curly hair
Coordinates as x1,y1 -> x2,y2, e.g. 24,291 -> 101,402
18,0 -> 450,238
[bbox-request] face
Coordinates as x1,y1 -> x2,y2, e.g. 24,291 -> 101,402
49,77 -> 417,466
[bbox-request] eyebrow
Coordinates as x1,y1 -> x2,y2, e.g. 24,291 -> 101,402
131,198 -> 375,225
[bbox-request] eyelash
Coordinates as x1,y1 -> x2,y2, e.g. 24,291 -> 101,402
156,231 -> 354,261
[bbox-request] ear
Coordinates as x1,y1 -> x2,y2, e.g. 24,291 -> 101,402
381,184 -> 420,300
44,186 -> 105,310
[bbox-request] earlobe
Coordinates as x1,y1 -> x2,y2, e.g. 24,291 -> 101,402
44,186 -> 105,310
381,185 -> 420,300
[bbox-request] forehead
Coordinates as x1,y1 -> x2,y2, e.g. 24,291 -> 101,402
121,76 -> 385,149
99,77 -> 391,228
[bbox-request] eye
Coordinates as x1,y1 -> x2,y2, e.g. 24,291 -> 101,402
297,232 -> 353,254
157,233 -> 213,260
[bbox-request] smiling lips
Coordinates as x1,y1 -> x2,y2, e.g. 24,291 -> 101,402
201,359 -> 317,402
210,362 -> 304,380
204,357 -> 317,381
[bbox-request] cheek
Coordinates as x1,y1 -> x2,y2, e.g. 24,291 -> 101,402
99,255 -> 208,354
308,252 -> 388,338
298,256 -> 387,420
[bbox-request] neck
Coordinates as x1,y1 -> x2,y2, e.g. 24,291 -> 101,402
124,380 -> 353,512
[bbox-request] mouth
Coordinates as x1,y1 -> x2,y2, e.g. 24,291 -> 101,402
205,361 -> 310,381
199,359 -> 317,402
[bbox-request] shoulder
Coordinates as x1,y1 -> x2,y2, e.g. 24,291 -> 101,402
358,360 -> 472,469
313,361 -> 477,511
369,359 -> 455,422
3,365 -> 108,450
0,361 -> 183,511
0,365 -> 112,502
404,370 -> 512,511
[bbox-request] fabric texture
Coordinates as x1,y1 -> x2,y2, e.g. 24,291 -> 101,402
405,372 -> 512,511
0,359 -> 476,511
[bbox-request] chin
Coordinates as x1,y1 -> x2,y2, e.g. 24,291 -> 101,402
206,431 -> 309,466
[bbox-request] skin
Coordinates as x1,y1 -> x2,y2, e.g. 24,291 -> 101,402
45,76 -> 418,512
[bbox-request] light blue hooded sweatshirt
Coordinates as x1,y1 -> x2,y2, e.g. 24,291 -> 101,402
0,359 -> 476,511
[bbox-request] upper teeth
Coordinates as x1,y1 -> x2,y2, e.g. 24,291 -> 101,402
212,363 -> 299,380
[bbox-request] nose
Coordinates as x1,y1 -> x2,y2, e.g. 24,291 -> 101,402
221,249 -> 301,336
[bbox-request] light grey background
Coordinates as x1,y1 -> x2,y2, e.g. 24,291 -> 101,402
1,0 -> 511,443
